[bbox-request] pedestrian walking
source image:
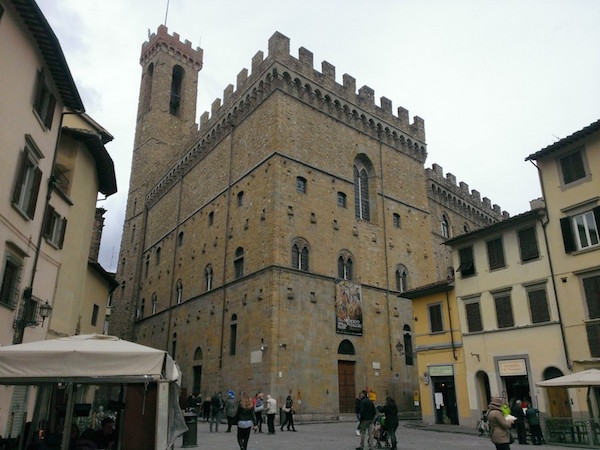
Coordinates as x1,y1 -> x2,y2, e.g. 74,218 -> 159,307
209,391 -> 224,432
355,393 -> 362,436
265,394 -> 278,434
254,392 -> 265,433
380,396 -> 398,450
280,395 -> 297,431
488,396 -> 515,450
234,393 -> 257,450
356,389 -> 376,450
225,390 -> 239,432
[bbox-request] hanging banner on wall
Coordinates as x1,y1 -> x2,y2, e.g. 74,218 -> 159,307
335,280 -> 363,335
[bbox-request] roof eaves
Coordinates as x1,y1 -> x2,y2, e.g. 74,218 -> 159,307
11,0 -> 84,111
525,119 -> 600,161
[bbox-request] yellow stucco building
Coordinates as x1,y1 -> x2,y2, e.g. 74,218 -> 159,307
402,279 -> 471,426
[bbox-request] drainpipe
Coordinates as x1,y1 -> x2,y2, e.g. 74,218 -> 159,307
376,130 -> 394,371
445,287 -> 458,361
529,160 -> 572,370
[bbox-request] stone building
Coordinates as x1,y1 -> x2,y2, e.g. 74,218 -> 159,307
110,26 -> 505,418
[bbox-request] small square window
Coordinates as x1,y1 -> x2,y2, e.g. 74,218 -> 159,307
518,227 -> 539,262
487,237 -> 505,270
465,301 -> 483,332
296,177 -> 307,194
457,246 -> 475,277
494,293 -> 514,328
43,205 -> 67,248
559,149 -> 586,185
428,303 -> 443,333
527,287 -> 550,323
33,70 -> 56,129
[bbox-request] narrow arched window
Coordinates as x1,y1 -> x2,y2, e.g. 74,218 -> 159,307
237,191 -> 244,207
156,247 -> 161,265
393,213 -> 401,228
338,253 -> 354,280
144,255 -> 149,278
151,293 -> 158,314
403,325 -> 414,365
291,239 -> 309,271
170,65 -> 184,115
205,265 -> 213,291
178,231 -> 184,247
234,247 -> 244,279
354,160 -> 371,220
230,314 -> 238,356
176,279 -> 183,304
139,298 -> 145,320
142,63 -> 153,113
172,333 -> 177,359
396,265 -> 408,292
441,215 -> 450,238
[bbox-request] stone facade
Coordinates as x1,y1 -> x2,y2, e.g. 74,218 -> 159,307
110,28 -> 506,418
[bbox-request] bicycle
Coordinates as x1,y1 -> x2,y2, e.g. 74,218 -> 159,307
476,412 -> 490,437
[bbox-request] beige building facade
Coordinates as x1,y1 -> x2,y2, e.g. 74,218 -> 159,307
446,209 -> 571,422
526,119 -> 600,419
0,0 -> 116,438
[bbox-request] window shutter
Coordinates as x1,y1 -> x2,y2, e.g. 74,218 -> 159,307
560,216 -> 576,253
34,70 -> 44,109
43,205 -> 55,239
12,151 -> 28,204
594,207 -> 600,231
58,217 -> 67,248
44,93 -> 56,129
26,165 -> 42,219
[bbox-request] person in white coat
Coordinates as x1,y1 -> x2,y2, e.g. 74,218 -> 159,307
265,394 -> 278,434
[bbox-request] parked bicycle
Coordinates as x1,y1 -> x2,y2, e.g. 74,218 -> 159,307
476,411 -> 490,437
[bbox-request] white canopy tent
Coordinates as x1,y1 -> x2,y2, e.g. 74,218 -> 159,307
537,369 -> 600,421
0,334 -> 186,449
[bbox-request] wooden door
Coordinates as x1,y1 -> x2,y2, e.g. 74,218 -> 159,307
338,360 -> 356,413
548,386 -> 571,418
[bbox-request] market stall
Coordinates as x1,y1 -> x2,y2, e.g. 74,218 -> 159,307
0,334 -> 186,450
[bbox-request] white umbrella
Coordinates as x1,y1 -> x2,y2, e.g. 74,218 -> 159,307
536,369 -> 600,388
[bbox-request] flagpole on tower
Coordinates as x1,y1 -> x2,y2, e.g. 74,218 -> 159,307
164,0 -> 170,26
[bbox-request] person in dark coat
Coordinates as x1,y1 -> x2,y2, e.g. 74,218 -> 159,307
357,390 -> 376,450
526,403 -> 543,445
511,399 -> 527,444
380,396 -> 399,450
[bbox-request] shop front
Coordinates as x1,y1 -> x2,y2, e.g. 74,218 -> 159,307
429,365 -> 459,425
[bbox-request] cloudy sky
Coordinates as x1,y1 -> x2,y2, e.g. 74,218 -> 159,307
36,0 -> 600,272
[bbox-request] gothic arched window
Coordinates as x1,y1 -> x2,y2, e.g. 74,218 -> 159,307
396,265 -> 408,293
292,239 -> 309,271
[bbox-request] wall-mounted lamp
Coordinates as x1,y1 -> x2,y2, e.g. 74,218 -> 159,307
279,343 -> 287,349
260,344 -> 267,352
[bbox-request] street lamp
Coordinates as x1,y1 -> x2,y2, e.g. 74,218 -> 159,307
38,300 -> 52,326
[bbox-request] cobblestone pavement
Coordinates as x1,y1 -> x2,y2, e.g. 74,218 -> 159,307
174,420 -> 580,450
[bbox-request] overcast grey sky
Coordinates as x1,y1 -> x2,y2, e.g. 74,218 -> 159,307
37,0 -> 600,272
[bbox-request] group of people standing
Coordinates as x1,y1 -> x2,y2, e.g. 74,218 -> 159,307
487,396 -> 543,449
355,390 -> 399,450
201,390 -> 294,450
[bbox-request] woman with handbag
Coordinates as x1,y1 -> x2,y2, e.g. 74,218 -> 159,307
280,395 -> 297,431
487,396 -> 515,450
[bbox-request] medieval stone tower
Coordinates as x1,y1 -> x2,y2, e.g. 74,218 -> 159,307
110,27 -> 506,418
110,25 -> 203,340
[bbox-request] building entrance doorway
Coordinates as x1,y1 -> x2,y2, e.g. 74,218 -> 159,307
193,365 -> 202,396
338,360 -> 356,413
504,375 -> 530,403
433,377 -> 458,424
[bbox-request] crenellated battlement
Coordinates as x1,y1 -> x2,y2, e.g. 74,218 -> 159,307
196,31 -> 425,144
426,163 -> 509,223
146,31 -> 428,205
141,24 -> 203,70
